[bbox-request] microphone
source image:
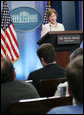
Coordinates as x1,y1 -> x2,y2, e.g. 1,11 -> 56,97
50,25 -> 51,31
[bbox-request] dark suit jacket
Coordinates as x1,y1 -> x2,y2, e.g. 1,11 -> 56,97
28,63 -> 65,93
1,80 -> 40,114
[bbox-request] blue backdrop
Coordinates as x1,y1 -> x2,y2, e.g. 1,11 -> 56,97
1,1 -> 48,80
11,1 -> 48,80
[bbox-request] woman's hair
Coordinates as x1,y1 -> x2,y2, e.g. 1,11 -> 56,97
46,8 -> 58,20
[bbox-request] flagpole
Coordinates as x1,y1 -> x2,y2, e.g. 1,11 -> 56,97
48,1 -> 51,8
1,1 -> 20,62
4,1 -> 7,57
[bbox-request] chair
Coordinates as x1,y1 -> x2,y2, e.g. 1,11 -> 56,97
25,80 -> 33,83
10,96 -> 72,114
39,78 -> 67,97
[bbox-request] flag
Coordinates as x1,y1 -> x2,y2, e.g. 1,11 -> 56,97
1,1 -> 20,63
42,1 -> 51,25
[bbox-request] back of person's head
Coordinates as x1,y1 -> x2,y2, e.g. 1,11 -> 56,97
70,48 -> 83,61
1,57 -> 15,83
37,43 -> 55,64
66,56 -> 83,103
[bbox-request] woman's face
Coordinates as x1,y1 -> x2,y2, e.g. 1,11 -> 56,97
48,13 -> 57,24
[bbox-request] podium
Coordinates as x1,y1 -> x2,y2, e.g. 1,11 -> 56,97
37,31 -> 83,68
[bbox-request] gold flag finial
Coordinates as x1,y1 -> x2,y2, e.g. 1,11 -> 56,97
48,1 -> 51,8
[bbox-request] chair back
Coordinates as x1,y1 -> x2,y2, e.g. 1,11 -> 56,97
11,96 -> 72,114
39,78 -> 67,97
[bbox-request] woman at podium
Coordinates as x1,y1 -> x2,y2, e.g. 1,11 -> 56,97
41,8 -> 65,38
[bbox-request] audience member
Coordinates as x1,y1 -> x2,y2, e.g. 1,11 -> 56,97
55,47 -> 83,97
47,56 -> 83,114
70,47 -> 83,61
28,43 -> 65,94
1,58 -> 40,114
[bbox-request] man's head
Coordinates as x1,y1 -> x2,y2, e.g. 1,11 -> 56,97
37,43 -> 56,66
1,58 -> 15,83
70,48 -> 83,61
66,56 -> 83,103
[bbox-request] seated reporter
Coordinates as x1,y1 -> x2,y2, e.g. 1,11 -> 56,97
47,56 -> 83,114
1,58 -> 40,114
55,47 -> 83,97
28,43 -> 65,94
